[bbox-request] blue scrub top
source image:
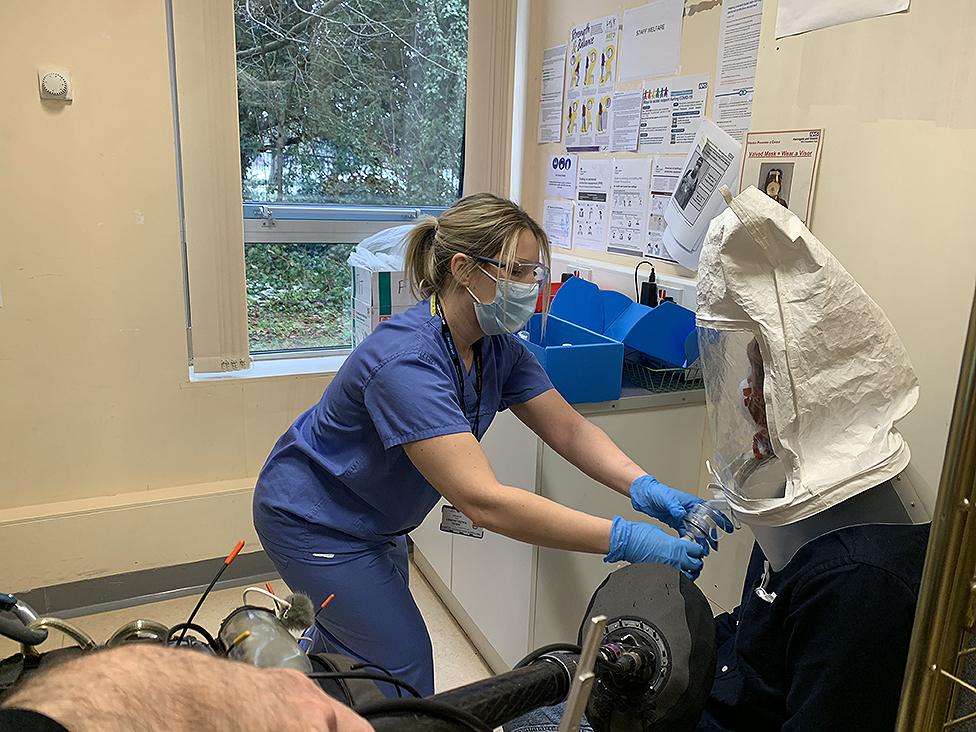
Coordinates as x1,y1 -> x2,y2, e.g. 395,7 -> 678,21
253,299 -> 553,555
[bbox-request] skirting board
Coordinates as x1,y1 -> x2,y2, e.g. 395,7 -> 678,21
0,479 -> 261,592
15,550 -> 278,619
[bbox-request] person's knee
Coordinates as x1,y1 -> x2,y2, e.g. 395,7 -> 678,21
504,704 -> 593,732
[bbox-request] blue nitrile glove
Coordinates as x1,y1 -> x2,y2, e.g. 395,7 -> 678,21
681,502 -> 736,556
605,516 -> 705,580
630,474 -> 706,531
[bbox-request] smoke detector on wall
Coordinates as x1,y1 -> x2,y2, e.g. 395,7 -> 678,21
38,67 -> 73,101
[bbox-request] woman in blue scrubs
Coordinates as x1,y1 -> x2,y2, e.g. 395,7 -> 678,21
253,193 -> 708,697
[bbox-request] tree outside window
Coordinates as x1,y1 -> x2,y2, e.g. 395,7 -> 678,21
236,0 -> 468,352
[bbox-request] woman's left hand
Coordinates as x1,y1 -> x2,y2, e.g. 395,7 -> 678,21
629,475 -> 703,530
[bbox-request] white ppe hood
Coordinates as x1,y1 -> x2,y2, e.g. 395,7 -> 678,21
696,187 -> 919,527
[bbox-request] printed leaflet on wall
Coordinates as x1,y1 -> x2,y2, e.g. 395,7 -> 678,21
545,154 -> 579,199
739,129 -> 824,224
565,15 -> 618,151
714,0 -> 763,142
667,75 -> 709,153
609,90 -> 643,152
544,200 -> 575,249
646,157 -> 683,262
608,157 -> 652,257
662,120 -> 742,270
776,0 -> 909,38
573,158 -> 612,251
618,0 -> 684,81
538,45 -> 568,143
639,75 -> 709,154
638,82 -> 672,151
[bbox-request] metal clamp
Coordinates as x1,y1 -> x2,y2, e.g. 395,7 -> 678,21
558,615 -> 607,732
257,205 -> 275,227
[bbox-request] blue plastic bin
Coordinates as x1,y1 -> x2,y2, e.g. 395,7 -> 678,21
523,313 -> 624,404
551,277 -> 699,369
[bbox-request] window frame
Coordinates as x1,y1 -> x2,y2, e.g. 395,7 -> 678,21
172,0 -> 519,376
242,203 -> 449,244
242,203 -> 447,360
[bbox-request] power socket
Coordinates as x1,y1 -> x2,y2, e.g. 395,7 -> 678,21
654,275 -> 696,309
561,264 -> 592,282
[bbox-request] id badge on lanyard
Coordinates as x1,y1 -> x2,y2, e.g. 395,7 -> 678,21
431,295 -> 483,436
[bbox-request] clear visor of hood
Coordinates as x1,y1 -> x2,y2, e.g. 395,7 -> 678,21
699,328 -> 788,502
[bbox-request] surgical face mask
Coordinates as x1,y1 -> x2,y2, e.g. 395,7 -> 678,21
467,266 -> 539,336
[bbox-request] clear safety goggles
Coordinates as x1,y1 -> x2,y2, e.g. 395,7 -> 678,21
474,255 -> 550,285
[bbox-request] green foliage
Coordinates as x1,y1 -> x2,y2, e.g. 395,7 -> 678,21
236,0 -> 468,206
236,0 -> 467,351
245,243 -> 354,351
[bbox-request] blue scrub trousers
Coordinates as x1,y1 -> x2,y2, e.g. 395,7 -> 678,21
260,535 -> 435,697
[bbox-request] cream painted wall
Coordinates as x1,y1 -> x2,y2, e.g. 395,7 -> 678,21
520,0 -> 724,282
0,2 -> 331,586
747,0 -> 976,497
519,0 -> 726,494
519,0 -> 976,501
5,0 -> 973,591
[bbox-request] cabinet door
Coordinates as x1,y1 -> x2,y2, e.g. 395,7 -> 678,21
412,497 -> 453,590
533,403 -> 714,648
451,410 -> 539,670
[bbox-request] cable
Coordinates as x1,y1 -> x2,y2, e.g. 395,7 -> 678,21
349,662 -> 405,699
166,622 -> 219,652
243,587 -> 289,615
350,661 -> 395,675
355,698 -> 492,732
513,642 -> 582,669
306,671 -> 421,699
634,260 -> 656,301
175,540 -> 245,646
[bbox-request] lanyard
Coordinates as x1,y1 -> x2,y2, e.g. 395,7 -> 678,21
431,295 -> 483,436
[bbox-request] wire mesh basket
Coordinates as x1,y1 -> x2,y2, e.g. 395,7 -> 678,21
623,358 -> 703,393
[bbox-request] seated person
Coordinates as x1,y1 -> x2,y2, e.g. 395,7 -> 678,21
506,186 -> 932,732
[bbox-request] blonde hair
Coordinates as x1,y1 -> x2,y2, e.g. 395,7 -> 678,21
404,193 -> 551,300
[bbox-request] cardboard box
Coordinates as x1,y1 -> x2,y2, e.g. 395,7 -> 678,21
351,300 -> 412,348
351,266 -> 414,312
350,266 -> 417,347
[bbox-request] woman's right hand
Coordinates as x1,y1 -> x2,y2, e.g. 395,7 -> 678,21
605,516 -> 705,580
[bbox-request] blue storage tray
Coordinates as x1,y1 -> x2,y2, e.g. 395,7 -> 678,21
551,277 -> 699,369
524,313 -> 624,404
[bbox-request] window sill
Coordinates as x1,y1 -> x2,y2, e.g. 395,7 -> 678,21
189,353 -> 348,383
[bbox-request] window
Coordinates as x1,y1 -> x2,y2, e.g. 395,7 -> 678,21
244,241 -> 354,352
235,0 -> 468,354
171,0 -> 514,374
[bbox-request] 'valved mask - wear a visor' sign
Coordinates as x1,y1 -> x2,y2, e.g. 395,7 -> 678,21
696,187 -> 919,528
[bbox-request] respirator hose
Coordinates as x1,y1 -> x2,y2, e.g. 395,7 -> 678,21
420,654 -> 577,729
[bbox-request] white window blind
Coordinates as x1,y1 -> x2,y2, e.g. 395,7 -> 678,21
463,0 -> 520,198
170,0 -> 250,373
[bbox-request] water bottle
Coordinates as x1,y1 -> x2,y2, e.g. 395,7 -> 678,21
681,500 -> 735,552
